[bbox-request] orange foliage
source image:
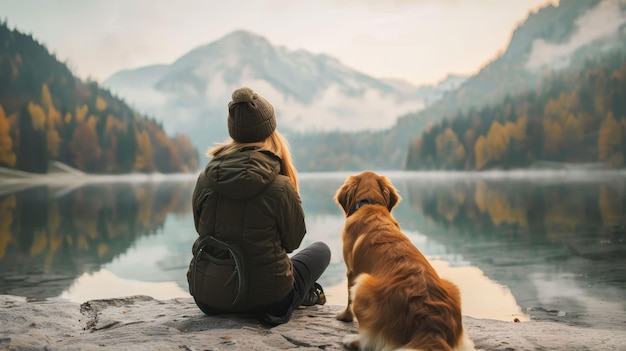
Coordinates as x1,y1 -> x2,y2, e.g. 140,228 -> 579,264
0,105 -> 16,166
27,102 -> 46,130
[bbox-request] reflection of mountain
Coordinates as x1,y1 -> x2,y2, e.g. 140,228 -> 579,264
0,181 -> 193,299
397,175 -> 626,328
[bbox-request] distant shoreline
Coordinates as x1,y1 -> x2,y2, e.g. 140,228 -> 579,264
3,162 -> 626,186
0,161 -> 199,187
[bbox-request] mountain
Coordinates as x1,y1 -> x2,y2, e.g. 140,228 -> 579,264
407,48 -> 626,170
293,0 -> 626,171
0,21 -> 199,174
104,30 -> 461,156
383,74 -> 467,106
404,0 -> 626,171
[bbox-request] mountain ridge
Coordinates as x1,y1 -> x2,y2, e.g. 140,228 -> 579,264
103,30 -> 464,156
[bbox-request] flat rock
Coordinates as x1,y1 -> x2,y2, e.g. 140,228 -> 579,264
1,295 -> 624,350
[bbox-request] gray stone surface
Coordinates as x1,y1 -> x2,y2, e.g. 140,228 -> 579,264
1,295 -> 625,350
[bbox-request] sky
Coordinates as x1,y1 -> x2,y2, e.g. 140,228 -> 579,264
1,0 -> 557,87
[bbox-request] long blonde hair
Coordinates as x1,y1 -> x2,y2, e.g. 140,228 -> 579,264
207,131 -> 299,193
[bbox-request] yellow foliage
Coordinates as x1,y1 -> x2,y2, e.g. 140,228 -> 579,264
474,180 -> 488,212
105,115 -> 125,133
39,85 -> 64,157
564,113 -> 584,143
76,104 -> 88,123
96,97 -> 107,111
41,84 -> 54,110
0,105 -> 16,166
98,243 -> 108,257
474,181 -> 527,227
0,196 -> 16,258
45,230 -> 63,272
135,187 -> 154,227
30,229 -> 47,256
77,234 -> 89,250
27,102 -> 46,130
504,115 -> 527,141
73,119 -> 102,169
543,119 -> 565,157
485,121 -> 510,161
135,130 -> 154,172
47,128 -> 61,157
474,136 -> 489,170
436,128 -> 463,165
544,92 -> 578,122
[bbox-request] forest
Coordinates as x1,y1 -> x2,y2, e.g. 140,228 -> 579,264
0,21 -> 199,174
406,50 -> 626,170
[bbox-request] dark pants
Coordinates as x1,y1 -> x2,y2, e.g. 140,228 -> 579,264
195,241 -> 331,325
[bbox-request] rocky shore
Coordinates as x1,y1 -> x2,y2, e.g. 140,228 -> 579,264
2,295 -> 625,350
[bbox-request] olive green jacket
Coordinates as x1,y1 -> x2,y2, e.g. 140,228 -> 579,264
187,147 -> 306,311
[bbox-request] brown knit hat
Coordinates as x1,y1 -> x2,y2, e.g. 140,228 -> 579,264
227,87 -> 277,143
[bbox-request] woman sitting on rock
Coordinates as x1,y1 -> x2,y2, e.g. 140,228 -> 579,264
187,87 -> 331,326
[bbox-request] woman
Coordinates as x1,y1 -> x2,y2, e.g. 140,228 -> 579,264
187,87 -> 331,326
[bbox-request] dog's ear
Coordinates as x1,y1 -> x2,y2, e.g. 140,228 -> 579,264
378,175 -> 401,211
335,175 -> 357,215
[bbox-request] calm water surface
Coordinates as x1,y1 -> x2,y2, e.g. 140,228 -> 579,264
1,171 -> 625,330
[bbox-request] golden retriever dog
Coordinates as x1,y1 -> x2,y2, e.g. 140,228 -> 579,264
334,171 -> 475,351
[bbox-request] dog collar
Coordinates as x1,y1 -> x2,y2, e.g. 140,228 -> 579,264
355,199 -> 375,210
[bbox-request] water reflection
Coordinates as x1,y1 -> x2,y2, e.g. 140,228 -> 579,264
396,173 -> 626,329
0,180 -> 193,299
0,172 -> 625,330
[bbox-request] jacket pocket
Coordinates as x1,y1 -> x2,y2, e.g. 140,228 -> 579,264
189,237 -> 248,309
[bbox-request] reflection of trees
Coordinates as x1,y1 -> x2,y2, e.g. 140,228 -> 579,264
0,181 -> 194,299
406,179 -> 626,246
401,177 -> 626,327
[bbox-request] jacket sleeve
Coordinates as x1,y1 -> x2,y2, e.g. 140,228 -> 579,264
277,179 -> 307,253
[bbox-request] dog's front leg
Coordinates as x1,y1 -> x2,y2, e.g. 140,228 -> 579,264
336,270 -> 355,322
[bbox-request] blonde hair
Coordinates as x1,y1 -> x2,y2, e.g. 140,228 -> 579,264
207,130 -> 299,193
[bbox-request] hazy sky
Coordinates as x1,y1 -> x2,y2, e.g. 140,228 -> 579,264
1,0 -> 556,86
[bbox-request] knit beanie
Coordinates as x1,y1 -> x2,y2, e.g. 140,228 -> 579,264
228,87 -> 277,143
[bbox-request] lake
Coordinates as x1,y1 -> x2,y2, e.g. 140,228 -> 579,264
1,171 -> 625,330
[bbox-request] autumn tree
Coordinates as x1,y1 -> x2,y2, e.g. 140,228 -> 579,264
474,136 -> 489,170
41,83 -> 62,158
0,105 -> 16,166
436,128 -> 465,168
69,116 -> 102,172
485,121 -> 510,163
173,133 -> 199,172
135,130 -> 154,172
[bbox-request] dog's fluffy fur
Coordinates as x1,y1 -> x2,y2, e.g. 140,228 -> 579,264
334,171 -> 475,351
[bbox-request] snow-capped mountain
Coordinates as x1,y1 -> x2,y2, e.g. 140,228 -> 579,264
104,30 -> 461,152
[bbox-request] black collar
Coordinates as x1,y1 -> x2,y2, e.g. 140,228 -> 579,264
355,199 -> 376,211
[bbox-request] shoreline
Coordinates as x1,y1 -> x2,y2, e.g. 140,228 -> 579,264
2,294 -> 625,351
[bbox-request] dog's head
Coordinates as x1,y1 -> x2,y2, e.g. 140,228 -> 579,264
334,171 -> 401,217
